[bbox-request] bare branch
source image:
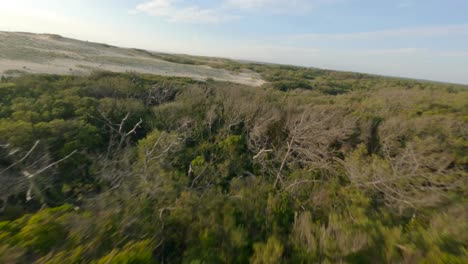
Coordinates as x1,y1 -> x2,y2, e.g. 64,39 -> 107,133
253,148 -> 273,160
0,140 -> 40,174
119,113 -> 130,134
125,118 -> 143,137
34,150 -> 77,176
284,179 -> 322,192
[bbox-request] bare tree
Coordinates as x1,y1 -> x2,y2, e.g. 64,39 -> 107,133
344,135 -> 465,211
94,111 -> 143,190
250,105 -> 357,189
0,141 -> 76,210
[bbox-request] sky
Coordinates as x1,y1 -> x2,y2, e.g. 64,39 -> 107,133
1,0 -> 468,84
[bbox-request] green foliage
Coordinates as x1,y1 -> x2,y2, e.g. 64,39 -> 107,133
0,71 -> 467,263
17,205 -> 72,253
251,236 -> 284,264
96,240 -> 154,264
36,246 -> 86,264
273,80 -> 314,91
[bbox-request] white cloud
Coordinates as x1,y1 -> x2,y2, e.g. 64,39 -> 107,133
167,6 -> 238,24
134,0 -> 238,24
224,0 -> 341,14
133,0 -> 339,23
134,0 -> 173,16
226,0 -> 310,10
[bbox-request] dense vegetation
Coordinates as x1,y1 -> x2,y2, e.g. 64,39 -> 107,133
0,66 -> 467,263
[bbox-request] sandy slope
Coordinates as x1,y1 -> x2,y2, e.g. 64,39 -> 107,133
0,31 -> 264,86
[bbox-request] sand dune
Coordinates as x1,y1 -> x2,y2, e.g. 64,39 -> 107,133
0,31 -> 264,86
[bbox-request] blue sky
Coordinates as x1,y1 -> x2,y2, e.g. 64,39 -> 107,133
1,0 -> 468,84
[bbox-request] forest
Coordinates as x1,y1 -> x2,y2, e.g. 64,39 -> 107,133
0,65 -> 467,263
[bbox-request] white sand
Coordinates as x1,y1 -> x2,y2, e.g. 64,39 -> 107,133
0,32 -> 265,86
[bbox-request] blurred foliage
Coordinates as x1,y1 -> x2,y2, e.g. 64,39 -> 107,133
0,67 -> 467,263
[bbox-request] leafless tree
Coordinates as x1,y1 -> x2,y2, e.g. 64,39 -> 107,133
0,141 -> 76,210
250,105 -> 357,189
344,132 -> 465,211
94,111 -> 143,190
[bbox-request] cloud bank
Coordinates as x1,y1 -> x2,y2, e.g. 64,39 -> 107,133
133,0 -> 335,24
133,0 -> 238,24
